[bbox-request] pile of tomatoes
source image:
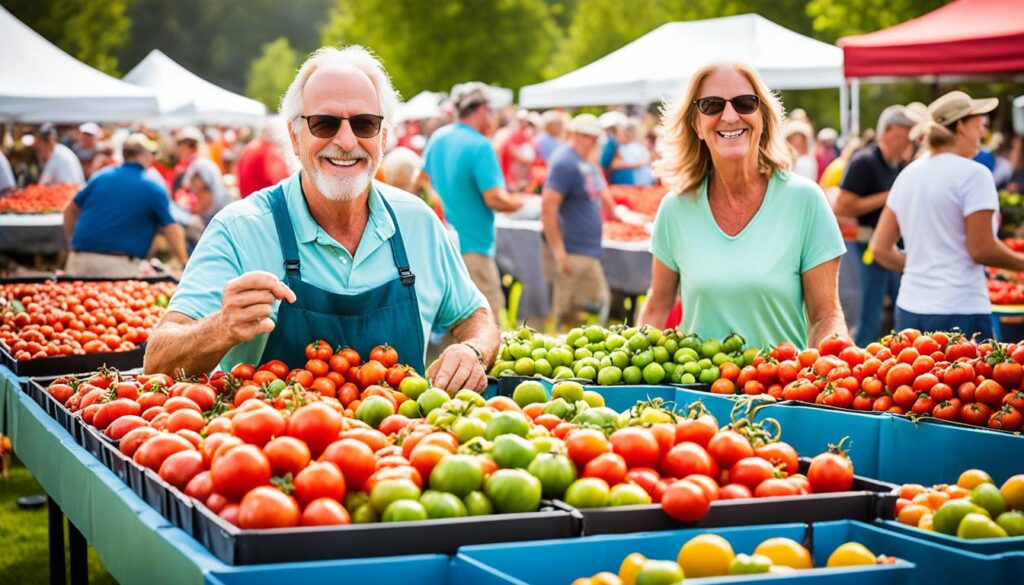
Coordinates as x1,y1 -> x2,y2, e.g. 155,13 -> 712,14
987,268 -> 1024,305
602,221 -> 650,243
0,280 -> 175,361
0,183 -> 78,214
608,185 -> 665,218
710,330 -> 1024,432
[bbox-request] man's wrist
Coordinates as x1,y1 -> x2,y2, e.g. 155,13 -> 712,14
458,341 -> 486,367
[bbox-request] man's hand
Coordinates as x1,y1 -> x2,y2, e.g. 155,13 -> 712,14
555,249 -> 573,276
215,271 -> 296,346
427,343 -> 487,394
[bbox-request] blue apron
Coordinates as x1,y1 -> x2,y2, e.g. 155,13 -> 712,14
259,184 -> 425,372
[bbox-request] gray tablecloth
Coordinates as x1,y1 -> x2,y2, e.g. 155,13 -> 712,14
495,218 -> 652,320
0,213 -> 66,254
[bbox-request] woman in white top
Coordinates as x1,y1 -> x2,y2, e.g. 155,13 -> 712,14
871,91 -> 1023,338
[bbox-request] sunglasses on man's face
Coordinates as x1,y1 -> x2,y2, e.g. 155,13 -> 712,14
300,114 -> 384,139
693,95 -> 760,116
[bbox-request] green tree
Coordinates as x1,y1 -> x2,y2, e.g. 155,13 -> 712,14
247,37 -> 300,111
3,0 -> 132,75
321,0 -> 560,98
806,0 -> 949,42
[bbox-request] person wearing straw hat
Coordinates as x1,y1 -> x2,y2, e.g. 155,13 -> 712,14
870,91 -> 1024,338
64,133 -> 189,277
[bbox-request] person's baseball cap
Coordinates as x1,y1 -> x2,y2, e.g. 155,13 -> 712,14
37,123 -> 57,140
123,133 -> 159,158
929,91 -> 998,126
784,119 -> 814,140
817,127 -> 838,142
450,82 -> 491,114
78,122 -> 100,136
568,114 -> 602,137
177,126 -> 204,144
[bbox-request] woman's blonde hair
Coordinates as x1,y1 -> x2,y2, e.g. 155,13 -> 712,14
653,62 -> 792,195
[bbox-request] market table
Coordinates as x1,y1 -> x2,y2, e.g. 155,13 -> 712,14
0,213 -> 67,255
495,217 -> 652,320
0,365 -> 455,585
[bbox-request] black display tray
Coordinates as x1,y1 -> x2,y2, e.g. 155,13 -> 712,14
190,496 -> 580,565
23,375 -> 81,441
1,275 -> 175,377
562,459 -> 898,536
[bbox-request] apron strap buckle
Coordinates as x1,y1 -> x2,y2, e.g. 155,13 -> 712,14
398,266 -> 415,286
284,259 -> 301,275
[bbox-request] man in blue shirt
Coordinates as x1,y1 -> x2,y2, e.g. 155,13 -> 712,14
423,82 -> 524,324
145,46 -> 496,393
541,114 -> 621,328
63,134 -> 188,277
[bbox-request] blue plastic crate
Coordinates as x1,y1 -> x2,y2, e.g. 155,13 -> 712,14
582,384 -> 676,413
205,554 -> 449,585
672,385 -> 770,424
877,519 -> 1024,556
877,415 -> 1024,484
451,521 -> 915,585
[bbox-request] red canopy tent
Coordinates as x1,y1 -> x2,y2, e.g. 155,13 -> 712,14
839,0 -> 1024,79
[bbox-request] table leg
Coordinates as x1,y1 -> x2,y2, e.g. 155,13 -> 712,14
48,496 -> 66,585
68,519 -> 88,585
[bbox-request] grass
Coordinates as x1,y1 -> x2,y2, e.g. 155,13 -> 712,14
0,458 -> 116,585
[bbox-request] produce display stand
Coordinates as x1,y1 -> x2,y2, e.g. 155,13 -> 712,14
0,213 -> 67,255
452,521 -> 919,585
0,275 -> 176,377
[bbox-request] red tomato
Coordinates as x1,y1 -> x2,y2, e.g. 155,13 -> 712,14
263,436 -> 311,478
609,427 -> 661,469
818,334 -> 853,357
625,468 -> 662,498
755,477 -> 802,498
753,442 -> 798,475
583,453 -> 628,486
993,362 -> 1024,390
210,444 -> 272,500
158,450 -> 205,490
566,428 -> 611,468
989,406 -> 1023,431
238,487 -> 299,529
706,430 -> 754,469
660,442 -> 719,479
369,344 -> 399,368
674,417 -> 718,448
288,402 -> 343,458
305,339 -> 333,361
729,457 -> 776,490
301,498 -> 351,526
976,380 -> 1008,409
409,444 -> 450,480
185,471 -> 214,501
660,479 -> 710,522
807,449 -> 854,493
119,426 -> 160,458
321,439 -> 377,491
293,461 -> 347,508
133,433 -> 195,471
682,474 -> 719,502
718,483 -> 753,500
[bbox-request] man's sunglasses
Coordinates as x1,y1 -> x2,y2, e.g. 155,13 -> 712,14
300,114 -> 384,139
693,95 -> 760,116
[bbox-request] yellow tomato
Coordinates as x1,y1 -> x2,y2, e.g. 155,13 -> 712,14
957,469 -> 993,490
754,538 -> 813,570
827,542 -> 877,567
678,533 -> 734,577
591,572 -> 623,585
918,513 -> 934,531
619,552 -> 647,585
1001,474 -> 1024,510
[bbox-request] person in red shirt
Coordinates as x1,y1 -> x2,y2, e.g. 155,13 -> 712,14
237,119 -> 291,198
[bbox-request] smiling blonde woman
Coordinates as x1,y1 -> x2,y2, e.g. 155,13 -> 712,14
640,61 -> 849,349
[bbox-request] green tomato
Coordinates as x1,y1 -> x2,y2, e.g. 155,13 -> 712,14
622,366 -> 643,385
470,407 -> 495,424
682,361 -> 702,376
513,358 -> 536,376
575,365 -> 597,381
564,477 -> 611,508
712,352 -> 732,366
700,339 -> 723,359
679,373 -> 697,385
429,454 -> 484,497
598,366 -> 623,386
610,350 -> 631,369
534,359 -> 553,378
674,348 -> 699,363
452,416 -> 487,443
642,362 -> 666,385
627,334 -> 650,352
417,387 -> 450,415
599,356 -> 612,370
572,407 -> 618,430
485,410 -> 531,439
662,339 -> 678,355
631,349 -> 655,369
356,395 -> 395,428
398,399 -> 421,418
552,381 -> 585,403
584,325 -> 606,342
728,553 -> 772,575
530,347 -> 547,361
463,491 -> 495,516
635,560 -> 685,585
610,482 -> 652,506
605,334 -> 627,350
639,407 -> 673,425
698,366 -> 720,384
552,366 -> 574,380
513,380 -> 549,407
484,469 -> 542,513
399,376 -> 429,400
454,388 -> 486,407
722,331 -> 746,354
370,478 -> 421,514
344,491 -> 370,511
382,499 -> 428,522
663,362 -> 677,377
419,490 -> 468,519
678,334 -> 701,351
508,343 -> 531,360
532,436 -> 565,454
646,328 -> 664,345
696,358 -> 713,370
491,434 -> 538,469
543,397 -> 573,419
350,502 -> 379,523
652,346 -> 670,364
489,361 -> 516,377
527,452 -> 578,499
582,391 -> 605,408
574,347 -> 593,360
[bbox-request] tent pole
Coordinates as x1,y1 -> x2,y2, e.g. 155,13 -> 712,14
851,78 -> 861,136
839,81 -> 850,139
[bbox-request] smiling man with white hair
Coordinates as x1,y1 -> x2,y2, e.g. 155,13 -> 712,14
146,46 -> 496,392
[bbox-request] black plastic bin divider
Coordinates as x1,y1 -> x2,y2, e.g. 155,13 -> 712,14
189,496 -> 580,565
0,275 -> 176,377
562,460 -> 898,536
165,483 -> 196,536
125,457 -> 147,503
100,438 -> 132,484
80,423 -> 105,461
24,377 -> 82,443
141,468 -> 170,516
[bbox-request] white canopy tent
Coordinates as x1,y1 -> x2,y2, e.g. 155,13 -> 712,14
123,49 -> 267,126
520,14 -> 844,108
396,91 -> 446,122
0,6 -> 159,122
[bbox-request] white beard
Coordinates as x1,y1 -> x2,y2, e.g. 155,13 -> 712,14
309,145 -> 378,201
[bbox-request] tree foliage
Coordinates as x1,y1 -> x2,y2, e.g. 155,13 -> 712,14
321,0 -> 560,99
247,38 -> 300,111
3,0 -> 132,75
806,0 -> 948,42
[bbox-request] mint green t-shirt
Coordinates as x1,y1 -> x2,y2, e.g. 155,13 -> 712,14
651,171 -> 845,349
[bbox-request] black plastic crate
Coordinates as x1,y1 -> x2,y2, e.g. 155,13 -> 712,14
141,468 -> 170,516
190,497 -> 580,565
563,461 -> 898,536
101,438 -> 132,484
80,423 -> 105,461
23,376 -> 80,440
